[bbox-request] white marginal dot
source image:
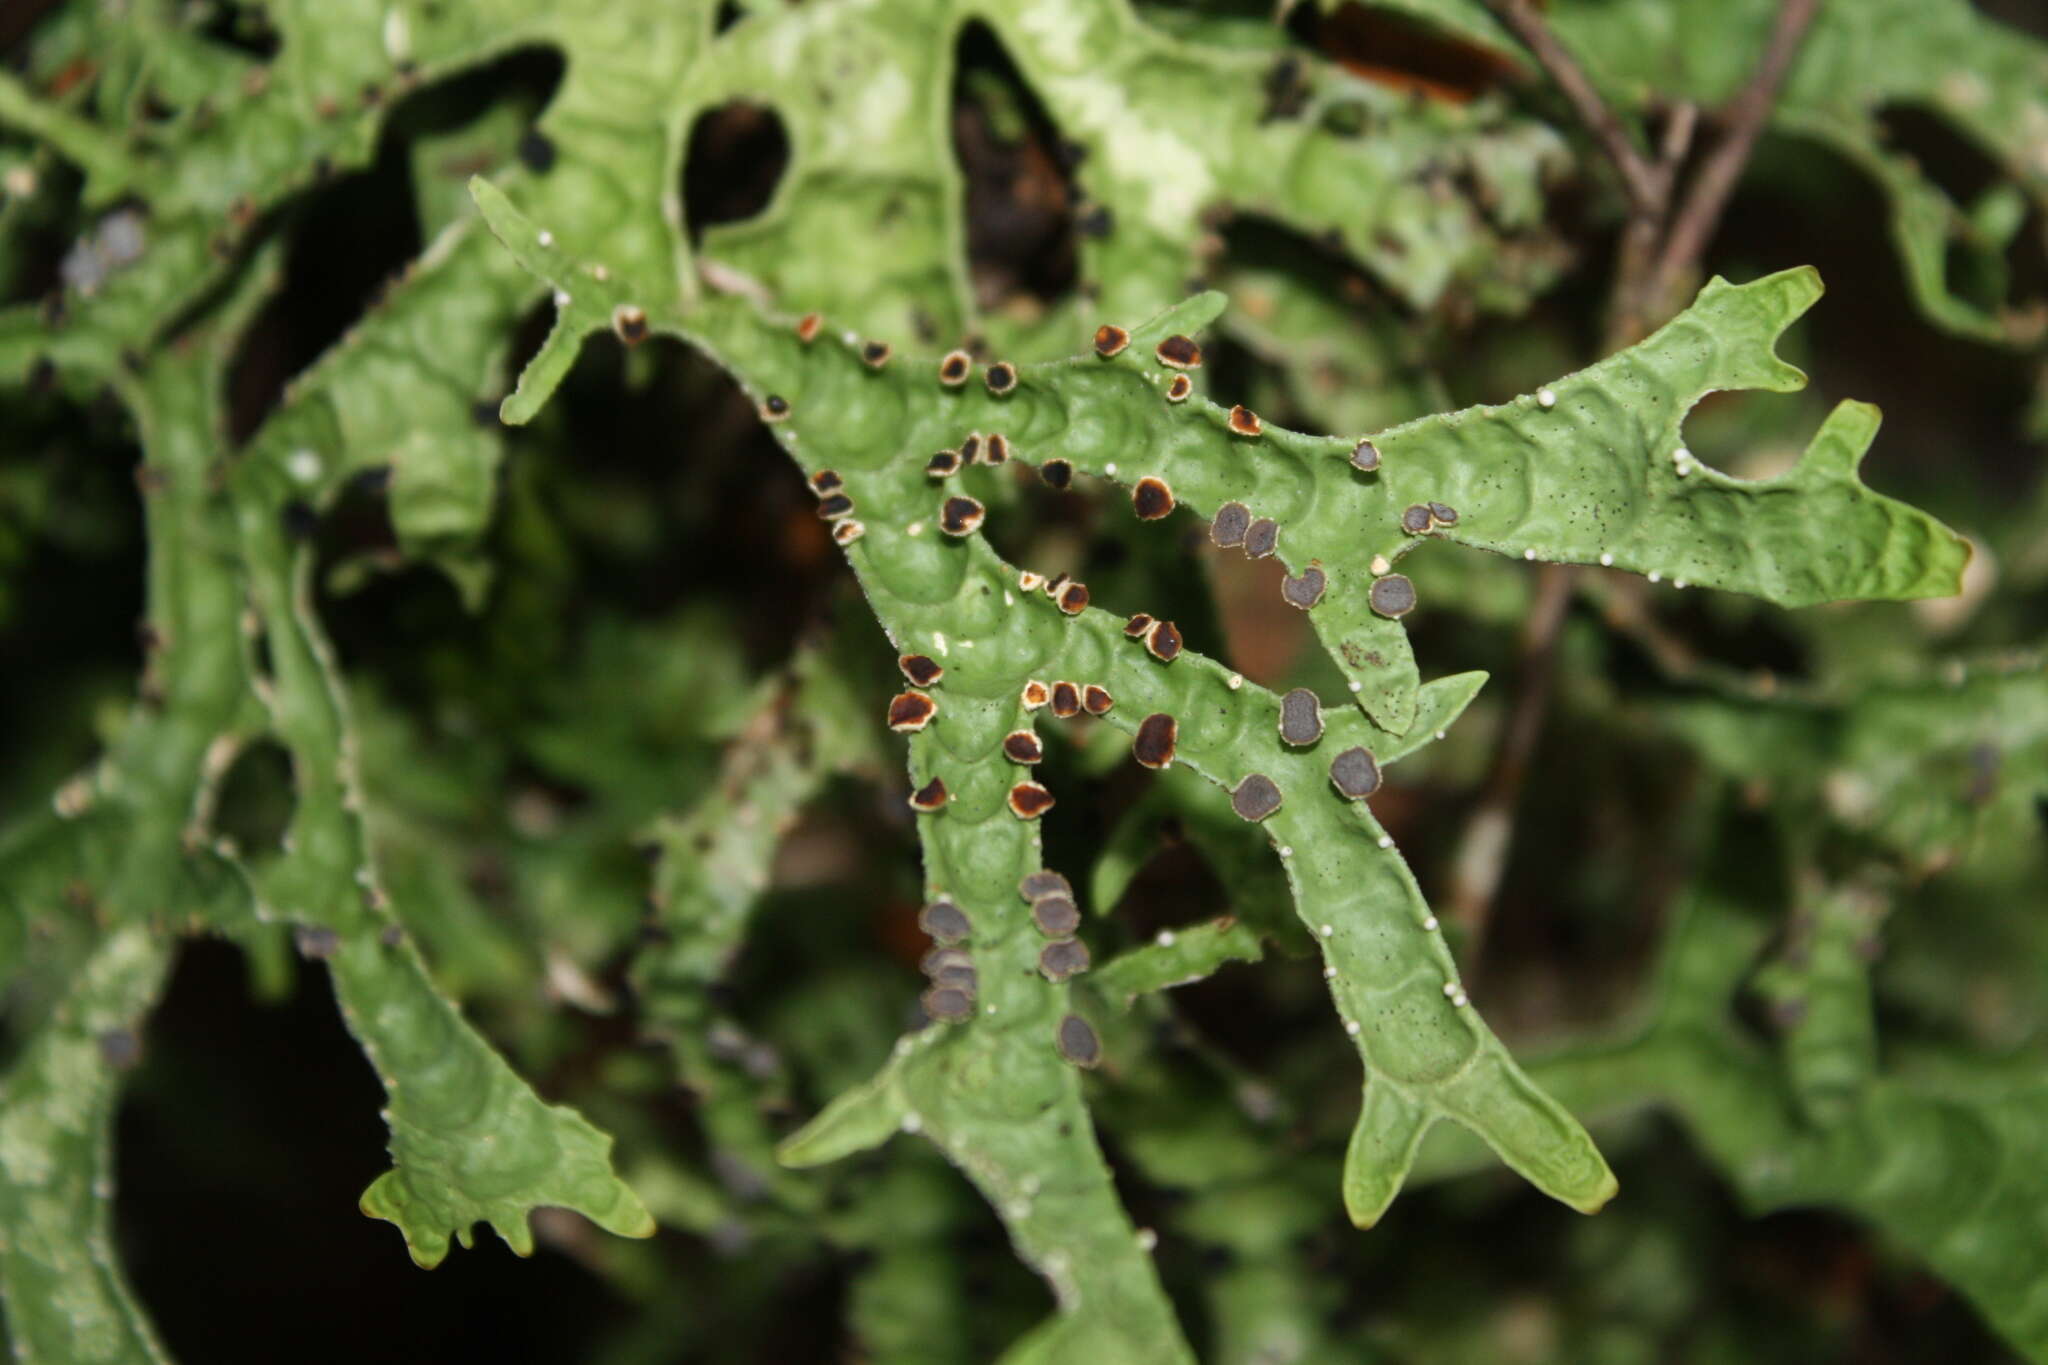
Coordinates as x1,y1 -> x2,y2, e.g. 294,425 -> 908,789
1523,548 -> 1536,561
907,521 -> 925,536
1674,579 -> 1687,590
1004,591 -> 1015,605
537,229 -> 553,247
286,448 -> 323,484
1323,965 -> 1337,979
901,1111 -> 923,1133
1319,924 -> 1334,938
1136,1228 -> 1159,1252
1434,730 -> 1445,740
1442,982 -> 1459,998
552,289 -> 571,308
933,632 -> 949,655
1648,571 -> 1662,583
1278,845 -> 1293,858
1103,461 -> 1118,476
1227,672 -> 1243,690
1347,680 -> 1362,693
1156,929 -> 1177,947
1345,1020 -> 1361,1036
1376,835 -> 1393,849
1599,552 -> 1615,567
1370,554 -> 1391,575
1537,387 -> 1556,408
1452,991 -> 1469,1008
1422,915 -> 1438,931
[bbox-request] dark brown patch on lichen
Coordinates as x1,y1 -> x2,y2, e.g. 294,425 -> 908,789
1041,459 -> 1073,489
1155,334 -> 1202,369
1211,502 -> 1250,547
1279,688 -> 1323,746
1082,685 -> 1113,716
1094,323 -> 1130,357
1008,781 -> 1056,819
1329,746 -> 1382,799
1227,405 -> 1262,437
1133,713 -> 1178,769
1281,565 -> 1327,609
1050,681 -> 1081,718
940,495 -> 986,536
1020,869 -> 1072,902
939,349 -> 972,384
1145,619 -> 1183,662
888,691 -> 938,731
1243,518 -> 1278,559
1230,773 -> 1283,822
1368,573 -> 1416,619
900,654 -> 944,686
1003,730 -> 1044,764
611,304 -> 649,345
1032,895 -> 1081,937
1056,1014 -> 1101,1067
1350,438 -> 1381,472
909,776 -> 950,811
924,985 -> 974,1021
1038,938 -> 1091,982
1132,476 -> 1174,521
919,898 -> 972,943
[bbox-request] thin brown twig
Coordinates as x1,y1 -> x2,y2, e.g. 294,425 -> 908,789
1446,560 -> 1573,953
1649,0 -> 1824,307
1480,0 -> 1668,214
1606,101 -> 1700,349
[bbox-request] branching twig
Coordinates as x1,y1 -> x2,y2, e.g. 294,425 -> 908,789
1480,0 -> 1668,215
1449,0 -> 1822,959
1650,0 -> 1825,304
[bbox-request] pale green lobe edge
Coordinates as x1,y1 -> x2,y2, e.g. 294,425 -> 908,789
231,385 -> 655,1273
0,928 -> 175,1365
